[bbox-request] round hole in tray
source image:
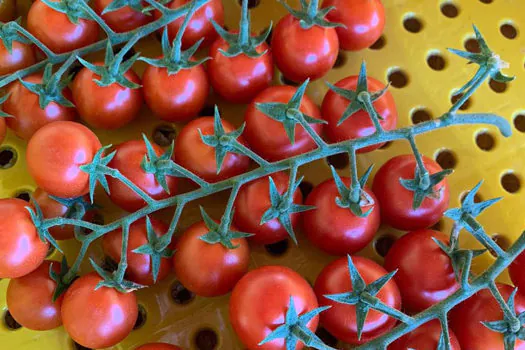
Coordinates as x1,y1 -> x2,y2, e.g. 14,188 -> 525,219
411,108 -> 432,124
316,327 -> 339,347
489,78 -> 508,93
450,92 -> 472,110
194,328 -> 219,350
170,280 -> 195,305
238,0 -> 260,9
72,340 -> 91,350
299,181 -> 314,198
403,14 -> 423,33
490,234 -> 511,257
514,113 -> 525,132
133,304 -> 147,330
279,74 -> 300,86
500,22 -> 518,39
475,131 -> 496,151
3,310 -> 21,330
369,35 -> 386,50
152,124 -> 176,147
460,190 -> 483,204
326,153 -> 349,169
375,234 -> 397,257
427,52 -> 446,71
265,239 -> 290,257
14,189 -> 32,202
387,68 -> 409,88
198,105 -> 216,117
0,146 -> 17,169
464,37 -> 481,53
501,172 -> 521,194
101,256 -> 118,273
479,0 -> 493,3
441,2 -> 459,18
435,149 -> 457,169
333,52 -> 347,68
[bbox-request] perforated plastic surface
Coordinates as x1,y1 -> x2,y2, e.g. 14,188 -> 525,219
1,0 -> 525,349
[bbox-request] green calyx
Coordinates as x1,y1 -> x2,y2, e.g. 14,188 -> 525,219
49,194 -> 97,238
49,257 -> 72,301
80,145 -> 117,203
279,0 -> 343,30
25,200 -> 63,254
330,165 -> 375,218
0,19 -> 30,53
0,93 -> 13,118
90,257 -> 145,292
41,0 -> 92,24
259,297 -> 335,350
141,134 -> 177,194
210,0 -> 272,58
199,206 -> 252,249
102,0 -> 153,15
399,165 -> 453,210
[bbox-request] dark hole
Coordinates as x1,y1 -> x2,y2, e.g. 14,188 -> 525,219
460,191 -> 483,204
435,149 -> 457,169
260,27 -> 272,45
450,92 -> 472,110
489,78 -> 508,93
514,114 -> 525,132
0,147 -> 17,169
152,124 -> 176,147
69,62 -> 84,79
238,0 -> 260,9
431,219 -> 444,231
375,235 -> 396,257
427,53 -> 446,70
475,131 -> 495,151
82,211 -> 104,235
72,341 -> 92,350
333,52 -> 346,68
15,190 -> 31,202
501,172 -> 521,194
479,0 -> 493,3
379,141 -> 392,150
194,328 -> 219,350
387,69 -> 409,88
464,38 -> 481,53
198,105 -> 216,117
411,108 -> 432,124
316,328 -> 338,347
326,153 -> 349,169
369,35 -> 386,50
265,239 -> 289,257
403,16 -> 423,33
133,305 -> 147,330
223,25 -> 230,32
279,74 -> 299,86
46,245 -> 56,258
441,3 -> 459,18
299,181 -> 314,198
101,256 -> 118,273
490,235 -> 511,257
4,310 -> 21,330
500,23 -> 518,39
170,281 -> 195,305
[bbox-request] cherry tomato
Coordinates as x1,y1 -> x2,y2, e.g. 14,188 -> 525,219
103,217 -> 172,285
71,63 -> 143,129
6,260 -> 64,331
4,73 -> 76,140
0,0 -> 16,22
0,117 -> 6,144
208,34 -> 273,104
450,283 -> 525,349
27,0 -> 99,54
372,155 -> 450,231
321,0 -> 385,51
154,0 -> 224,49
510,251 -> 525,293
389,320 -> 461,350
321,75 -> 397,152
142,59 -> 209,122
272,14 -> 339,82
107,140 -> 178,212
173,221 -> 249,297
303,177 -> 380,255
61,272 -> 138,349
0,40 -> 36,76
384,229 -> 459,313
174,116 -> 250,183
315,255 -> 401,345
230,266 -> 320,349
27,121 -> 102,198
233,172 -> 303,245
243,85 -> 323,161
0,198 -> 48,278
94,0 -> 151,33
136,344 -> 181,350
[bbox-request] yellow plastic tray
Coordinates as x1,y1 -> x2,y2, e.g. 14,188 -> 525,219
2,0 -> 525,348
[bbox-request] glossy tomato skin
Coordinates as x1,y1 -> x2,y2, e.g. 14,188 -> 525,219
230,266 -> 319,350
0,40 -> 36,76
72,64 -> 143,129
372,155 -> 449,231
103,217 -> 172,285
136,344 -> 182,350
450,284 -> 525,350
27,121 -> 102,198
142,62 -> 209,122
384,230 -> 459,313
233,172 -> 303,245
322,75 -> 397,152
6,260 -> 64,330
107,140 -> 178,212
509,251 -> 525,293
208,36 -> 273,104
272,14 -> 338,82
244,85 -> 323,162
388,320 -> 461,350
173,221 -> 249,297
61,273 -> 138,349
0,0 -> 16,22
27,0 -> 99,54
322,0 -> 385,51
303,177 -> 380,255
4,73 -> 76,140
0,198 -> 48,278
174,116 -> 250,183
94,0 -> 151,33
155,0 -> 224,49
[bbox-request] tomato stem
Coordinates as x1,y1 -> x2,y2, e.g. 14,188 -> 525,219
11,22 -> 57,59
239,0 -> 250,47
114,221 -> 131,283
172,0 -> 198,63
307,0 -> 319,20
79,1 -> 116,36
407,133 -> 430,189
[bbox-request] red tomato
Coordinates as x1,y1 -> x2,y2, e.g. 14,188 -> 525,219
384,229 -> 459,313
0,0 -> 16,22
389,320 -> 461,350
230,266 -> 319,349
0,117 -> 6,144
174,116 -> 250,183
136,344 -> 181,350
173,221 -> 249,297
154,0 -> 224,49
208,34 -> 273,104
321,0 -> 385,51
0,40 -> 36,76
142,60 -> 209,122
450,284 -> 525,349
243,85 -> 323,161
26,121 -> 102,198
94,0 -> 151,33
61,272 -> 138,349
233,172 -> 303,245
372,155 -> 450,231
272,14 -> 339,82
27,0 -> 99,54
321,75 -> 397,152
509,251 -> 525,293
303,177 -> 380,255
0,198 -> 48,278
107,140 -> 178,212
72,63 -> 143,129
4,73 -> 76,140
6,260 -> 64,331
